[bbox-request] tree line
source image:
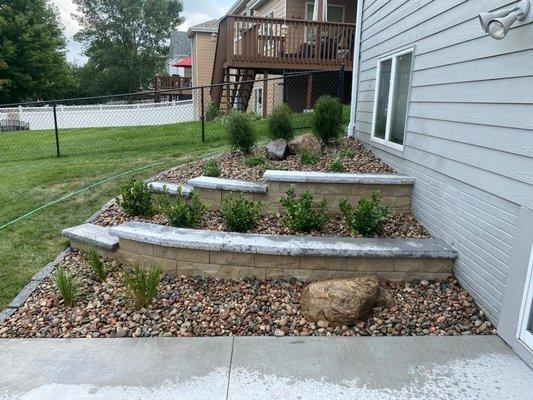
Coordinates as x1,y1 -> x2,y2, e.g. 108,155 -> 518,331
0,0 -> 183,104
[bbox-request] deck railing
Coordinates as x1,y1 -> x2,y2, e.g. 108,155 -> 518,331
222,15 -> 356,69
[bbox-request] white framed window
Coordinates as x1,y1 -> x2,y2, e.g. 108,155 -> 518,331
517,244 -> 533,350
304,2 -> 345,42
371,47 -> 414,151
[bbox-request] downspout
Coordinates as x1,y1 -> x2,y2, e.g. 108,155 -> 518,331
347,0 -> 364,138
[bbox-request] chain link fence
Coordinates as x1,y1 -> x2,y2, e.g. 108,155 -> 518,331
0,68 -> 349,163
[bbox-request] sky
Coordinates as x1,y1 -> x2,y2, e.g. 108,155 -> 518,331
50,0 -> 235,64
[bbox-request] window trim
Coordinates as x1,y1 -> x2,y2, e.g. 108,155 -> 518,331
371,46 -> 414,152
517,244 -> 533,350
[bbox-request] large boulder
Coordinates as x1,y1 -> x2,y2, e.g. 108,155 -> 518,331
300,276 -> 381,325
288,133 -> 322,157
265,139 -> 288,160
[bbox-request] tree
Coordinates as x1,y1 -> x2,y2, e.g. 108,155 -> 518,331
73,0 -> 184,95
0,1 -> 73,104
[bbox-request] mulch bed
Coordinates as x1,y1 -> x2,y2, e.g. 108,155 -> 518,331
94,203 -> 431,239
155,138 -> 395,184
0,251 -> 495,338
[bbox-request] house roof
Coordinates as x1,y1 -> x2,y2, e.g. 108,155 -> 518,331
187,19 -> 219,37
173,56 -> 192,67
168,30 -> 191,59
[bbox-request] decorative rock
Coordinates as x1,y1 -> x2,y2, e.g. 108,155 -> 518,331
288,133 -> 322,157
266,139 -> 289,160
274,329 -> 285,337
300,277 -> 381,325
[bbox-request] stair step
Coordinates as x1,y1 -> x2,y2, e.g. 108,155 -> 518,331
62,223 -> 119,251
148,182 -> 192,197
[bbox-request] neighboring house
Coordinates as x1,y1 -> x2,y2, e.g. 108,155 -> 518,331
206,0 -> 356,115
167,30 -> 192,77
188,20 -> 219,117
348,0 -> 533,368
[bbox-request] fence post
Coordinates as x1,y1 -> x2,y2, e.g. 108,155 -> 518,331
338,65 -> 345,103
282,71 -> 288,103
200,86 -> 205,142
52,102 -> 60,157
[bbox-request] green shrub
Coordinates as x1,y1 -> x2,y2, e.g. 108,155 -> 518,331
339,191 -> 390,237
299,150 -> 319,165
339,149 -> 356,158
312,96 -> 343,144
161,190 -> 206,228
329,157 -> 345,172
86,245 -> 106,282
205,102 -> 221,121
221,194 -> 263,232
280,186 -> 329,232
53,266 -> 78,307
226,111 -> 257,154
203,159 -> 220,177
267,104 -> 295,140
123,265 -> 162,309
244,155 -> 265,167
119,178 -> 153,217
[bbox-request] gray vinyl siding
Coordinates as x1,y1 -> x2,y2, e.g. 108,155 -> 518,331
354,0 -> 533,323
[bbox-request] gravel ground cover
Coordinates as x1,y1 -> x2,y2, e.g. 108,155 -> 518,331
94,204 -> 430,239
0,251 -> 495,338
155,138 -> 395,184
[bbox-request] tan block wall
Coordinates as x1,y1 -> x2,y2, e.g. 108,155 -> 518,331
77,238 -> 453,282
193,182 -> 412,212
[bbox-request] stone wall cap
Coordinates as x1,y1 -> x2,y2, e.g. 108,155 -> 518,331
263,170 -> 415,185
148,181 -> 192,197
62,223 -> 119,251
187,176 -> 268,193
110,221 -> 457,259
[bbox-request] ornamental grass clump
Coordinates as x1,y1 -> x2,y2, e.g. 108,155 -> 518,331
119,178 -> 153,217
244,155 -> 265,167
339,191 -> 390,237
53,266 -> 78,307
221,194 -> 263,232
280,186 -> 329,232
311,96 -> 344,144
226,111 -> 257,154
123,265 -> 162,309
329,157 -> 345,172
203,159 -> 220,177
159,189 -> 206,228
205,102 -> 221,121
267,103 -> 295,140
299,150 -> 319,165
86,245 -> 106,282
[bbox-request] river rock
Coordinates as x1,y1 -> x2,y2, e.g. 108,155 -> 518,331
266,139 -> 288,160
288,133 -> 322,156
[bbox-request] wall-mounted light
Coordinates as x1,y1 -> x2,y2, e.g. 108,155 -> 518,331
479,0 -> 530,39
210,32 -> 218,42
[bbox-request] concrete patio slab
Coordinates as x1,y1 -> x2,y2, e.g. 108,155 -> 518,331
0,338 -> 232,400
0,336 -> 531,400
228,336 -> 533,400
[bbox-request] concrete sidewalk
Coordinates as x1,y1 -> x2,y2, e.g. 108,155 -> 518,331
0,336 -> 531,399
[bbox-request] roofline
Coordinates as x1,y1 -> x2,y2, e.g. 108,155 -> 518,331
187,24 -> 219,38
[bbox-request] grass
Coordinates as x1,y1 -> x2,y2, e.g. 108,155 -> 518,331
0,120 -> 253,309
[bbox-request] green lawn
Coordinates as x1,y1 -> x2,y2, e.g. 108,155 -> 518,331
0,119 -> 268,308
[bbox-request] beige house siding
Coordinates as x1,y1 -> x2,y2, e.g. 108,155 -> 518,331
191,31 -> 217,117
246,73 -> 284,116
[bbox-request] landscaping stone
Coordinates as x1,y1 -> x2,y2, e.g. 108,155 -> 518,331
265,139 -> 288,160
148,182 -> 192,197
263,170 -> 415,185
62,223 -> 119,251
288,133 -> 322,156
300,277 -> 381,325
187,176 -> 268,194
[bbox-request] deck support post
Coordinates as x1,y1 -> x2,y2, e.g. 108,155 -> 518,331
262,70 -> 268,118
306,73 -> 313,110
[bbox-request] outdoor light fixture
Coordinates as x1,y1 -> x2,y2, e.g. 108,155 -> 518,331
479,0 -> 530,39
210,32 -> 218,42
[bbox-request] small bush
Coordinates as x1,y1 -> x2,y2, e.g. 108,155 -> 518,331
267,104 -> 295,140
86,245 -> 106,282
226,111 -> 257,154
161,190 -> 206,228
329,157 -> 345,172
119,178 -> 153,217
123,265 -> 162,309
312,96 -> 344,144
299,150 -> 319,165
244,155 -> 265,167
280,186 -> 329,232
53,266 -> 78,307
205,102 -> 221,121
221,194 -> 263,232
339,191 -> 390,237
203,159 -> 220,177
339,149 -> 356,158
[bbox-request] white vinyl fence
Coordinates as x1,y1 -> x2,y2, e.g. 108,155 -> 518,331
0,100 -> 194,131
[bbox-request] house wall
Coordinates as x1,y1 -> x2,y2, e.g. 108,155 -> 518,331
191,31 -> 217,117
286,0 -> 356,22
352,0 -> 533,331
